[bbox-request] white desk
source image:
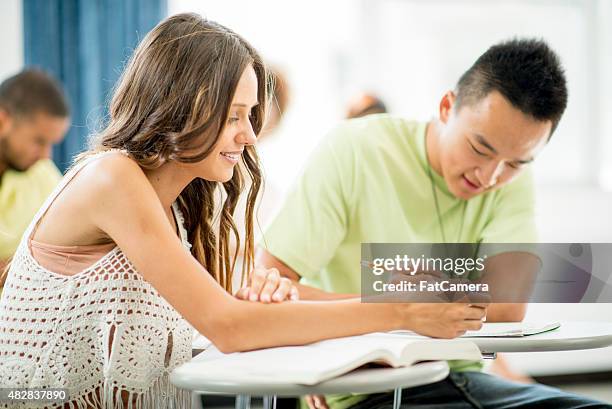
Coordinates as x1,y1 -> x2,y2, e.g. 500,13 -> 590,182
178,321 -> 612,408
466,321 -> 612,356
171,352 -> 449,409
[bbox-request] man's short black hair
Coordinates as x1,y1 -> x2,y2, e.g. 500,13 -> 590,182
455,38 -> 567,135
0,69 -> 70,118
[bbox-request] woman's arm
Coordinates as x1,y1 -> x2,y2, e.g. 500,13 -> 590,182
86,155 -> 483,353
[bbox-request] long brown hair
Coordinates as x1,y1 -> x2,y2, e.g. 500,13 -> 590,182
80,13 -> 269,292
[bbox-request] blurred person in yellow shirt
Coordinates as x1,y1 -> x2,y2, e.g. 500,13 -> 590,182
0,69 -> 70,276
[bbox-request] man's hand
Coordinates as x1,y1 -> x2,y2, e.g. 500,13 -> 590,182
235,267 -> 299,303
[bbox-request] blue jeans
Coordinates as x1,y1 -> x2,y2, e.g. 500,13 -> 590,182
350,372 -> 611,409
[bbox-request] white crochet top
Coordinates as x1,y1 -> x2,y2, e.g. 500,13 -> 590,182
0,151 -> 194,408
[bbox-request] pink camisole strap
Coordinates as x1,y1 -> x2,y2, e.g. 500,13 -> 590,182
29,239 -> 116,276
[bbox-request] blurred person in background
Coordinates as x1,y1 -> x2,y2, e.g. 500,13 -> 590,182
260,66 -> 291,140
345,92 -> 387,119
0,69 -> 69,277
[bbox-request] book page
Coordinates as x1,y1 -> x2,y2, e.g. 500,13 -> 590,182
343,333 -> 481,366
187,336 -> 395,384
186,334 -> 426,385
186,333 -> 481,384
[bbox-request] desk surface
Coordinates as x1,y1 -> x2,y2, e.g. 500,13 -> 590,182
467,321 -> 612,353
179,321 -> 612,395
170,359 -> 449,396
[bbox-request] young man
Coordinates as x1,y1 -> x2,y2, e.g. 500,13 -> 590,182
0,70 -> 70,273
257,39 -> 610,408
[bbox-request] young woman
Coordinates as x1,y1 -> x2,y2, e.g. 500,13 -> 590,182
0,13 -> 486,408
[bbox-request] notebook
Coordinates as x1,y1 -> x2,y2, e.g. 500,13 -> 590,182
187,332 -> 481,385
461,321 -> 561,337
388,321 -> 561,339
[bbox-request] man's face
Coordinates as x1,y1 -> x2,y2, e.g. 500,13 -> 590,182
0,110 -> 69,172
437,90 -> 552,200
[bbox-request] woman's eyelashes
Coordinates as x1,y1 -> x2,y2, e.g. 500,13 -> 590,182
227,110 -> 241,123
227,110 -> 253,125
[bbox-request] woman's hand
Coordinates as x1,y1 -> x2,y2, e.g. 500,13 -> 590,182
305,395 -> 329,409
235,267 -> 299,303
406,301 -> 488,338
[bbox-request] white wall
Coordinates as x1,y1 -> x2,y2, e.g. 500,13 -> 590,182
0,0 -> 23,80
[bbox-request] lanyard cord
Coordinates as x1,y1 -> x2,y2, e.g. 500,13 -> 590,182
426,161 -> 466,243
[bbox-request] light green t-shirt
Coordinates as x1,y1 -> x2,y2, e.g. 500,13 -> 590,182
262,115 -> 537,409
0,159 -> 62,260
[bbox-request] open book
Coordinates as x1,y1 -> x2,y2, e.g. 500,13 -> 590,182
189,332 -> 481,385
461,321 -> 561,337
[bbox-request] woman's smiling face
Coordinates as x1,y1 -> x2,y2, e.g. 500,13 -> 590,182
197,65 -> 259,182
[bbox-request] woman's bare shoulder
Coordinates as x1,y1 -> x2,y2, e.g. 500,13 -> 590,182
83,151 -> 146,186
80,152 -> 158,213
72,152 -> 153,197
33,152 -> 156,245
